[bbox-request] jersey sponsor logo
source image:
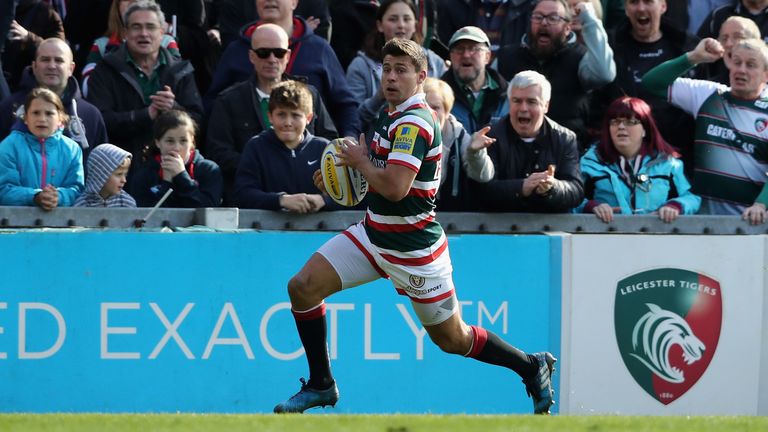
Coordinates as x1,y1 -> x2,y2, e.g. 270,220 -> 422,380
705,124 -> 736,141
392,125 -> 418,154
755,118 -> 768,133
409,274 -> 425,288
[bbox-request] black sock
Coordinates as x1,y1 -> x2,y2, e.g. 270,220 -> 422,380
293,304 -> 334,390
467,325 -> 537,379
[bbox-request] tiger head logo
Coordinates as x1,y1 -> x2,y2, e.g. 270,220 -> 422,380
629,303 -> 705,384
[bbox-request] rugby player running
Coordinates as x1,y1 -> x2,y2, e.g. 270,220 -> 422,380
273,38 -> 557,415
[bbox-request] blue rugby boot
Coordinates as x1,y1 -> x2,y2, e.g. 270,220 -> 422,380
522,352 -> 557,414
273,378 -> 339,413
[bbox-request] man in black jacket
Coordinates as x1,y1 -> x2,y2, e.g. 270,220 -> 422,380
207,23 -> 337,204
86,0 -> 203,164
479,70 -> 583,212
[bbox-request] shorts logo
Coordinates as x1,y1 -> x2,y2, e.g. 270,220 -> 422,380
614,268 -> 722,405
409,275 -> 425,288
392,125 -> 418,154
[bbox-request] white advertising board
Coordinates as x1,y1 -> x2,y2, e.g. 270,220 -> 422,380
562,235 -> 767,415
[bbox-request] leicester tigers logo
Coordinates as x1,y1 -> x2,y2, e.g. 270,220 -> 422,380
629,304 -> 705,384
615,269 -> 721,405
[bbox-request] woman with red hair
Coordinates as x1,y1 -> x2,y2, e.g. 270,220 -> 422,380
576,96 -> 700,222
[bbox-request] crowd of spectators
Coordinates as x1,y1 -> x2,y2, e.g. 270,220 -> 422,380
0,0 -> 766,224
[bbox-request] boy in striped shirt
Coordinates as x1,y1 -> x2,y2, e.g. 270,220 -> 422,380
274,38 -> 557,415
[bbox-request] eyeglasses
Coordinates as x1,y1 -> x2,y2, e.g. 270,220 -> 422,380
450,45 -> 488,56
609,118 -> 642,127
531,14 -> 569,25
127,23 -> 161,33
250,47 -> 289,59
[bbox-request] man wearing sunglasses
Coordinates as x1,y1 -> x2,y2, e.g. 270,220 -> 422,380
496,0 -> 615,150
207,23 -> 338,205
205,0 -> 360,138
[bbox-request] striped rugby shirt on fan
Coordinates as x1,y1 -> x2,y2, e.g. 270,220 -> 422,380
669,78 -> 768,215
364,92 -> 447,267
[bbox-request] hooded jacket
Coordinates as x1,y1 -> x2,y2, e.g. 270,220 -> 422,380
233,128 -> 343,210
130,150 -> 223,208
436,114 -> 494,211
0,126 -> 84,206
85,45 -> 204,161
0,67 -> 108,155
74,143 -> 136,208
204,17 -> 360,137
576,146 -> 700,215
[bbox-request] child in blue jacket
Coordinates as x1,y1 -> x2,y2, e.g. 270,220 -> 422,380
576,96 -> 700,223
0,88 -> 84,210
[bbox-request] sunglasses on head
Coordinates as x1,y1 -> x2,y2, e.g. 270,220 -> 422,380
250,47 -> 289,59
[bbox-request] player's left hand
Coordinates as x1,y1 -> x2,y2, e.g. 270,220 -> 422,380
312,169 -> 324,192
337,134 -> 369,170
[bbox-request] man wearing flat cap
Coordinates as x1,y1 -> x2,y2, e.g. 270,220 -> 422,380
441,26 -> 509,134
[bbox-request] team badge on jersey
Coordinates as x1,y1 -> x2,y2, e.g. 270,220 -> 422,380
392,125 -> 418,154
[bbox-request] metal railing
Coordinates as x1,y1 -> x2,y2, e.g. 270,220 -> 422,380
0,206 -> 765,235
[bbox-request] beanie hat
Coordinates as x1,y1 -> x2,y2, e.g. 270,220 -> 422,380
84,143 -> 132,194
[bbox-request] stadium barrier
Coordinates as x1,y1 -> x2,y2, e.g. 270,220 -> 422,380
0,207 -> 765,414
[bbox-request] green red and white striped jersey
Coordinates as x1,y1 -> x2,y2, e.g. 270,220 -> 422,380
364,92 -> 448,270
669,78 -> 768,214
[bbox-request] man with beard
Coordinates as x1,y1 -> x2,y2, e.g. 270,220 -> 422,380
497,0 -> 614,149
441,26 -> 509,134
597,0 -> 699,175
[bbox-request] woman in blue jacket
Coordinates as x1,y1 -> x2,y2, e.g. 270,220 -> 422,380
576,96 -> 700,223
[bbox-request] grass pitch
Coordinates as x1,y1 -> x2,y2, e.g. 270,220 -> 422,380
0,414 -> 765,432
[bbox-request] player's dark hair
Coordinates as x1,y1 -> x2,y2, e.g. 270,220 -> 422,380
268,80 -> 313,115
382,38 -> 427,72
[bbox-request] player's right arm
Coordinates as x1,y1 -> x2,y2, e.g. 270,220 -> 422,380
337,134 -> 417,202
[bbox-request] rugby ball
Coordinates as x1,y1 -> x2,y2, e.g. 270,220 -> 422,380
321,138 -> 368,207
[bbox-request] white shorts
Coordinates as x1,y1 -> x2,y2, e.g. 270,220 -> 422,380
317,222 -> 459,326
